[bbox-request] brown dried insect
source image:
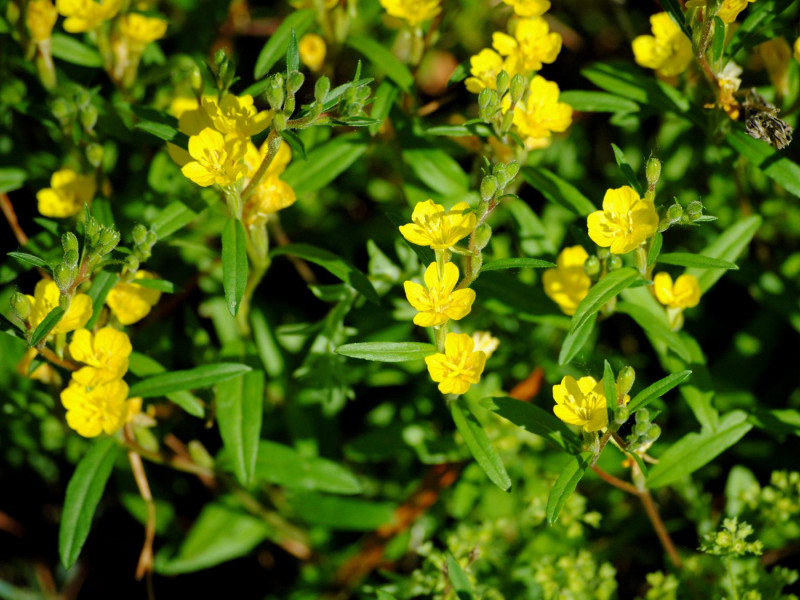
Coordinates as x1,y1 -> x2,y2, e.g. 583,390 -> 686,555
741,89 -> 793,150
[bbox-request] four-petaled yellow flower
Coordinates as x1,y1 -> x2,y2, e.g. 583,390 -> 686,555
56,0 -> 121,33
465,49 -> 507,94
202,94 -> 272,138
399,200 -> 476,249
69,327 -> 132,380
425,333 -> 487,395
26,280 -> 92,335
493,18 -> 561,73
299,33 -> 327,72
181,128 -> 248,187
379,0 -> 441,27
61,366 -> 141,437
27,0 -> 58,42
36,168 -> 96,218
118,13 -> 168,50
510,76 -> 573,142
404,262 -> 476,327
501,0 -> 550,17
632,12 -> 692,77
105,270 -> 162,325
717,0 -> 756,24
552,375 -> 609,432
587,186 -> 659,255
543,246 -> 592,316
653,272 -> 701,309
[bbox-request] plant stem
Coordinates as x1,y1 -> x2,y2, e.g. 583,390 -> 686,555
726,556 -> 739,600
125,437 -> 156,580
241,129 -> 282,203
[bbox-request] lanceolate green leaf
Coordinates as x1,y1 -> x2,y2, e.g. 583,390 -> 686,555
85,270 -> 118,330
222,218 -> 248,317
403,147 -> 470,196
657,252 -> 738,270
546,452 -> 593,525
611,144 -> 644,195
615,301 -> 692,362
130,363 -> 252,398
446,553 -> 475,600
558,312 -> 597,366
481,257 -> 556,272
345,35 -> 414,92
59,437 -> 119,568
603,360 -> 616,413
628,370 -> 692,412
51,33 -> 103,67
336,341 -> 437,362
582,61 -> 690,115
29,306 -> 65,347
481,396 -> 582,453
521,167 -> 596,217
368,81 -> 399,136
151,201 -> 199,239
661,0 -> 691,38
128,353 -> 205,417
7,252 -> 50,269
255,440 -> 362,494
570,267 -> 640,334
282,134 -> 367,196
726,131 -> 800,199
451,398 -> 512,492
558,90 -> 639,114
647,411 -> 752,488
0,167 -> 27,194
216,370 -> 264,487
254,9 -> 315,79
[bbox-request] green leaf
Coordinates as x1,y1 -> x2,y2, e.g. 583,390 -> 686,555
559,90 -> 640,114
133,278 -> 176,293
134,118 -> 188,148
282,134 -> 367,196
368,81 -> 399,136
402,147 -> 470,196
129,363 -> 252,398
286,29 -> 299,73
447,61 -> 468,85
686,214 -> 761,293
615,301 -> 692,363
481,257 -> 556,272
727,0 -> 795,56
628,370 -> 693,413
290,492 -> 394,530
7,252 -> 50,269
29,306 -> 65,347
647,411 -> 753,488
151,201 -> 199,239
657,252 -> 738,270
546,452 -> 593,525
85,270 -> 118,330
127,353 -> 205,417
216,371 -> 264,487
570,267 -> 640,334
280,130 -> 307,161
581,61 -> 690,114
254,9 -> 315,79
222,218 -> 248,317
648,232 -> 663,267
603,360 -> 616,412
250,307 -> 284,378
726,131 -> 800,199
558,313 -> 597,366
451,398 -> 512,492
270,243 -> 380,304
336,341 -> 437,362
712,17 -> 725,63
661,0 -> 691,38
425,123 -> 493,137
255,440 -> 362,494
481,396 -> 582,453
446,553 -> 475,600
610,143 -> 644,195
0,312 -> 25,337
155,502 -> 272,574
51,33 -> 103,67
345,35 -> 415,92
521,166 -> 596,217
59,438 -> 119,568
0,167 -> 27,194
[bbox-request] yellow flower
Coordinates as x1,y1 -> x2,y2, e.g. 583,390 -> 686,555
653,272 -> 701,309
56,0 -> 121,33
757,38 -> 791,97
553,375 -> 612,432
510,75 -> 572,141
17,348 -> 61,384
202,94 -> 272,138
501,0 -> 550,17
181,128 -> 248,187
167,95 -> 215,166
27,0 -> 58,42
68,327 -> 132,380
425,333 -> 487,395
242,141 -> 296,227
632,12 -> 692,77
465,48 -> 507,94
587,186 -> 659,255
472,331 -> 499,359
718,0 -> 756,24
403,262 -> 476,327
493,18 -> 561,73
26,280 -> 92,335
61,367 -> 140,437
399,200 -> 476,249
118,13 -> 167,50
543,246 -> 592,316
105,270 -> 162,325
299,33 -> 326,72
36,168 -> 96,218
290,0 -> 337,9
379,0 -> 441,27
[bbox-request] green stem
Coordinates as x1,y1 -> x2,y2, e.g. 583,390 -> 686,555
241,130 -> 282,203
726,556 -> 739,600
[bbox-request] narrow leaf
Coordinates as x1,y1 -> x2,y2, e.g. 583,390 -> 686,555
648,232 -> 663,267
611,144 -> 644,195
451,399 -> 512,492
85,270 -> 118,330
7,252 -> 50,269
712,17 -> 725,63
290,492 -> 394,530
286,29 -> 299,73
570,267 -> 640,334
254,9 -> 315,79
336,341 -> 437,362
345,35 -> 415,92
481,396 -> 582,453
521,166 -> 596,217
726,131 -> 800,199
29,306 -> 65,347
133,278 -> 176,293
657,252 -> 738,270
559,90 -> 640,114
151,201 -> 198,239
216,370 -> 264,487
546,452 -> 593,524
51,33 -> 103,67
255,440 -> 362,494
628,370 -> 692,412
129,363 -> 251,398
603,360 -> 616,412
222,218 -> 248,317
368,80 -> 399,136
282,134 -> 367,196
615,301 -> 692,362
481,257 -> 556,272
446,553 -> 475,600
661,0 -> 691,38
558,312 -> 597,366
0,167 -> 27,194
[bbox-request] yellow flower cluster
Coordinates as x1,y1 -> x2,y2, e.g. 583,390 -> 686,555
61,327 -> 142,437
378,0 -> 441,27
105,270 -> 162,325
118,13 -> 168,50
36,168 -> 96,218
632,12 -> 692,78
56,0 -> 121,33
25,280 -> 93,335
543,246 -> 592,315
399,200 -> 489,396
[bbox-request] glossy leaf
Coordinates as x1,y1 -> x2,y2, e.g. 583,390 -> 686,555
481,396 -> 581,453
346,35 -> 414,92
570,267 -> 640,334
0,167 -> 26,194
282,134 -> 367,196
130,363 -> 251,398
615,301 -> 691,362
610,143 -> 644,195
446,553 -> 475,600
29,306 -> 64,347
336,341 -> 437,362
128,352 -> 205,417
7,252 -> 49,269
254,440 -> 362,494
290,492 -> 394,530
521,167 -> 596,217
481,257 -> 556,272
628,370 -> 692,412
222,218 -> 248,317
451,399 -> 512,492
51,33 -> 102,67
657,252 -> 738,270
254,9 -> 315,78
216,370 -> 264,486
558,312 -> 597,366
546,452 -> 593,524
559,90 -> 639,114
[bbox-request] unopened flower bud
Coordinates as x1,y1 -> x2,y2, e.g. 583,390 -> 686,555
266,74 -> 285,110
214,48 -> 227,69
616,366 -> 635,398
584,255 -> 601,278
635,408 -> 650,424
495,70 -> 509,96
85,218 -> 100,245
646,157 -> 661,187
125,255 -> 140,271
85,143 -> 104,168
686,201 -> 703,220
596,247 -> 609,260
98,228 -> 120,253
54,263 -> 74,291
614,404 -> 629,425
145,231 -> 158,247
643,424 -> 661,443
188,440 -> 215,468
480,175 -> 497,202
74,89 -> 91,110
633,421 -> 649,438
607,255 -> 623,271
62,232 -> 78,254
283,95 -> 296,117
474,223 -> 492,250
666,203 -> 683,222
509,73 -> 525,104
314,75 -> 331,103
132,224 -> 147,245
273,112 -> 287,131
478,87 -> 494,110
80,105 -> 98,132
51,97 -> 71,122
64,249 -> 79,269
190,65 -> 203,96
504,161 -> 520,184
10,292 -> 31,321
287,70 -> 305,94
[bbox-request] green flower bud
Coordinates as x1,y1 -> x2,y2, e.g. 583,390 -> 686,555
266,74 -> 285,110
132,224 -> 147,245
504,160 -> 520,183
509,73 -> 525,104
614,405 -> 629,425
54,263 -> 74,292
478,87 -> 495,110
214,48 -> 227,68
597,247 -> 610,260
607,255 -> 623,271
273,112 -> 287,131
283,95 -> 296,117
643,424 -> 661,443
287,71 -> 305,94
51,97 -> 71,123
59,292 -> 71,312
98,228 -> 120,253
686,200 -> 703,220
80,105 -> 98,132
616,366 -> 636,398
85,143 -> 104,168
125,255 -> 140,271
145,231 -> 158,247
633,421 -> 649,438
584,255 -> 601,278
666,203 -> 683,222
10,292 -> 31,322
495,70 -> 510,96
190,65 -> 203,96
635,408 -> 650,424
474,223 -> 492,251
645,157 -> 661,187
62,232 -> 79,254
74,88 -> 91,111
64,249 -> 79,269
85,218 -> 100,246
480,175 -> 498,202
314,75 -> 331,103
